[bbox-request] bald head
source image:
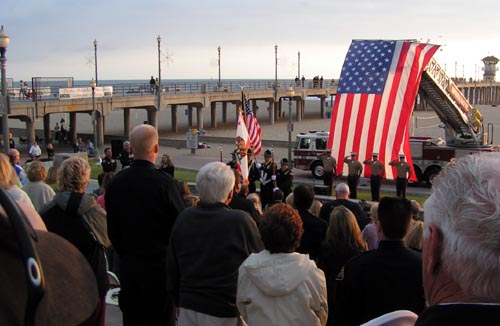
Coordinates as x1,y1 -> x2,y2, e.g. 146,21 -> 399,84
130,124 -> 159,163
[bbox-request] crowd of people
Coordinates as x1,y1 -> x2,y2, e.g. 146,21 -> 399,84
1,124 -> 500,325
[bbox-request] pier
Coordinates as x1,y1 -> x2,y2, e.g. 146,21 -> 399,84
5,80 -> 336,148
3,78 -> 500,149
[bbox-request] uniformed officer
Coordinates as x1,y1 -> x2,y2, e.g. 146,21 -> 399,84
389,153 -> 412,198
321,153 -> 337,196
343,152 -> 363,199
226,151 -> 238,169
363,152 -> 385,202
259,150 -> 277,209
101,147 -> 117,173
277,158 -> 294,200
247,149 -> 260,194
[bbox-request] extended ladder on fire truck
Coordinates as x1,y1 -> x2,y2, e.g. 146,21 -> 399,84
418,58 -> 491,147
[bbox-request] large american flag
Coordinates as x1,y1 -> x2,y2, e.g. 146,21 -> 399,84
328,40 -> 439,180
243,94 -> 262,156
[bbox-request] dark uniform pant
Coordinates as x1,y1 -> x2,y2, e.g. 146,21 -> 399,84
347,175 -> 359,199
396,177 -> 408,198
324,171 -> 334,195
370,175 -> 381,202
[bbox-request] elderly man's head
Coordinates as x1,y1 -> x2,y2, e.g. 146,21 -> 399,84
8,149 -> 20,165
335,183 -> 350,199
423,153 -> 500,304
196,162 -> 235,204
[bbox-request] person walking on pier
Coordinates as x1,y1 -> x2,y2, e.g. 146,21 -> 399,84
389,154 -> 411,198
363,153 -> 385,202
106,124 -> 185,326
149,76 -> 156,94
343,152 -> 363,199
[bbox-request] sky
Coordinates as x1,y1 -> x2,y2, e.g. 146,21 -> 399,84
2,0 -> 500,82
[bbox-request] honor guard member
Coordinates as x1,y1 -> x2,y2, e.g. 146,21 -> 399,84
389,153 -> 412,198
101,147 -> 117,173
259,150 -> 277,209
321,153 -> 337,196
343,152 -> 363,199
247,149 -> 260,194
277,158 -> 294,200
363,152 -> 385,202
227,150 -> 239,170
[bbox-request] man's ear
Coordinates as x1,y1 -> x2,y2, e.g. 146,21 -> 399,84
225,189 -> 234,205
426,224 -> 443,274
154,143 -> 159,154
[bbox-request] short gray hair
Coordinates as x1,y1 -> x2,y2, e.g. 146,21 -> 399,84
336,182 -> 350,193
196,162 -> 235,204
424,153 -> 500,300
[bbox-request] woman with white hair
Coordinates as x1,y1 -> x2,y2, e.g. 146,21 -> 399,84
22,160 -> 55,211
167,162 -> 263,325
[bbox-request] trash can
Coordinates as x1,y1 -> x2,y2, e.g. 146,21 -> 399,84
111,140 -> 123,159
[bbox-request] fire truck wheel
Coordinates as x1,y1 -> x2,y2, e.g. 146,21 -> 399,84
425,167 -> 441,187
311,161 -> 324,179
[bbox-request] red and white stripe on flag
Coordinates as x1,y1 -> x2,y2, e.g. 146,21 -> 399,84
328,40 -> 439,180
243,94 -> 262,156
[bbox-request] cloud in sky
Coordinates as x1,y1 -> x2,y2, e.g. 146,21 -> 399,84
2,0 -> 500,81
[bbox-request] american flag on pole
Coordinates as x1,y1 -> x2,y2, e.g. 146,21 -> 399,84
243,94 -> 262,156
328,40 -> 439,180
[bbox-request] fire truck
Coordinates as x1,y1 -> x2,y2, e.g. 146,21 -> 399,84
293,58 -> 499,184
293,131 -> 330,179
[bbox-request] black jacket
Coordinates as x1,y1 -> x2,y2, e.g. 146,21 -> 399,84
105,160 -> 185,258
229,193 -> 261,225
415,304 -> 500,325
167,202 -> 263,318
332,240 -> 425,326
319,198 -> 369,230
296,209 -> 328,262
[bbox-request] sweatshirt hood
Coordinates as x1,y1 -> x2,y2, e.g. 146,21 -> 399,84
240,250 -> 315,296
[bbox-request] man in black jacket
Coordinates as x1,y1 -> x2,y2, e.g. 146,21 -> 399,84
105,124 -> 185,326
294,184 -> 327,262
332,197 -> 425,326
319,183 -> 369,230
167,162 -> 263,325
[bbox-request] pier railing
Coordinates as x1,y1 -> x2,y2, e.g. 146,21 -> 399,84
9,79 -> 337,101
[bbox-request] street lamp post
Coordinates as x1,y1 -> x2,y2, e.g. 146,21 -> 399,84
275,45 -> 278,91
93,39 -> 98,86
218,46 -> 221,88
90,79 -> 98,155
157,35 -> 161,91
0,26 -> 10,154
288,89 -> 295,165
298,51 -> 300,80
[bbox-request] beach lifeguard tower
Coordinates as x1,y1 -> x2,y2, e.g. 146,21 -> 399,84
482,55 -> 499,82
